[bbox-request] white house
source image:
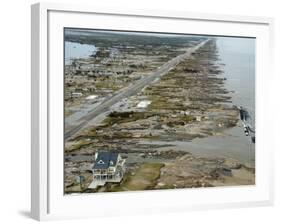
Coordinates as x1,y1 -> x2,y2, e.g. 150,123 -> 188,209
91,152 -> 126,183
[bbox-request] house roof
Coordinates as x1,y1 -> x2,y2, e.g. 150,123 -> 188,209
92,152 -> 119,169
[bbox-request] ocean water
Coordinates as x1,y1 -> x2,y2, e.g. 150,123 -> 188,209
216,37 -> 255,124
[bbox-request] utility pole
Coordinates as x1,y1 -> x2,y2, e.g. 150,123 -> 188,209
76,169 -> 85,192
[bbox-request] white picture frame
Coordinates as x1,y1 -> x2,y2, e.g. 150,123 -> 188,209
31,2 -> 274,221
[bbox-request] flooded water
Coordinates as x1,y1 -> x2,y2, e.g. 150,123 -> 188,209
65,41 -> 97,65
173,125 -> 254,165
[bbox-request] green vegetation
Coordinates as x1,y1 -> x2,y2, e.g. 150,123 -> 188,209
95,81 -> 120,91
66,139 -> 93,152
102,111 -> 155,126
64,109 -> 73,117
65,29 -> 206,48
147,96 -> 186,111
182,115 -> 197,122
111,163 -> 164,191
